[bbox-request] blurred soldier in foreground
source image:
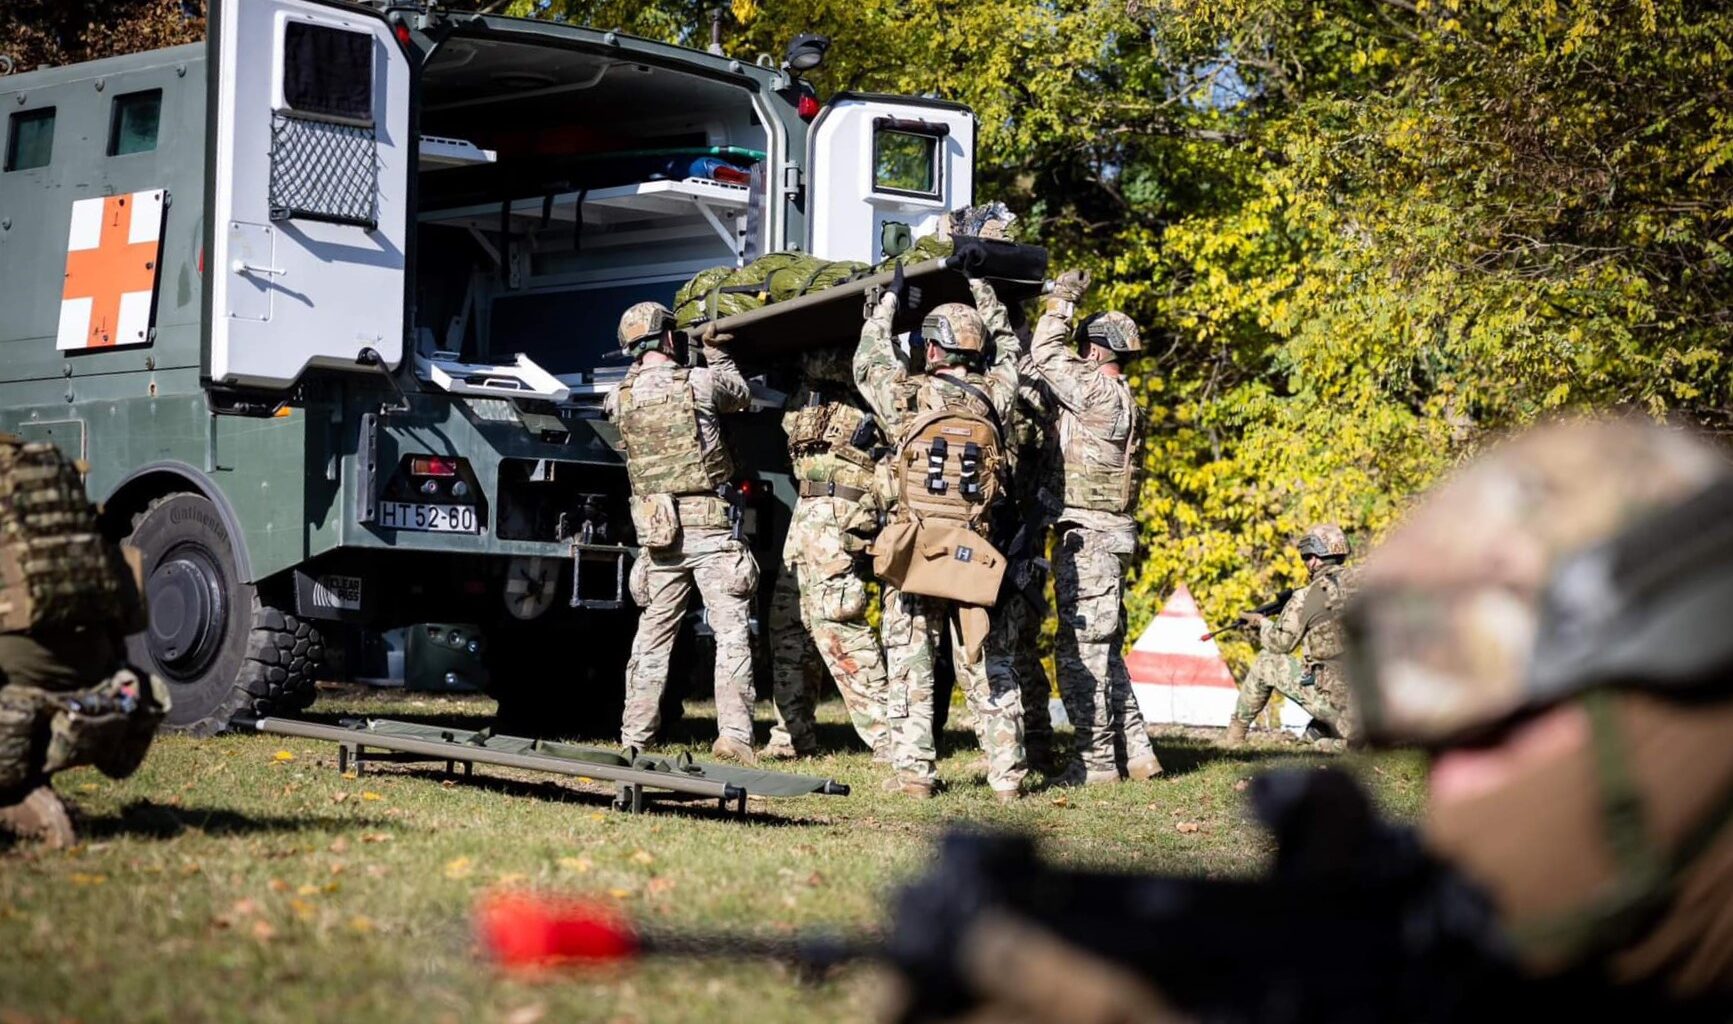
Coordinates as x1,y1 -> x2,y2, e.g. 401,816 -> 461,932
763,348 -> 891,760
607,304 -> 758,763
1023,269 -> 1161,785
856,269 -> 1027,801
1226,524 -> 1358,746
0,438 -> 164,848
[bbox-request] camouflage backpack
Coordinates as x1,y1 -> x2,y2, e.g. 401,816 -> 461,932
0,437 -> 142,635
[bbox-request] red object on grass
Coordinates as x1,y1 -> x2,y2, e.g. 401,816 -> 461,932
475,891 -> 640,968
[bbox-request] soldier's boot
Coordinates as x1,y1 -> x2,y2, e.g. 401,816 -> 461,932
990,786 -> 1023,805
1049,762 -> 1120,788
881,776 -> 935,800
760,737 -> 814,760
710,737 -> 758,765
0,785 -> 76,849
1221,719 -> 1250,747
1125,754 -> 1164,780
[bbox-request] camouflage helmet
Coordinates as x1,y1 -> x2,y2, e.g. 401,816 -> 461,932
617,301 -> 675,357
1345,416 -> 1733,748
920,303 -> 987,356
1296,523 -> 1350,560
1078,312 -> 1142,356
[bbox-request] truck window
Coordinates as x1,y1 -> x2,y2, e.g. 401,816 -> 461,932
872,128 -> 939,198
282,22 -> 374,123
4,107 -> 55,172
271,21 -> 379,227
109,90 -> 163,156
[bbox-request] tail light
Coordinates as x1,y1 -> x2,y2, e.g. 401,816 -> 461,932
410,456 -> 459,477
797,94 -> 821,121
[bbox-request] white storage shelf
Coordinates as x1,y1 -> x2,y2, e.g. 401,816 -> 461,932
418,178 -> 750,238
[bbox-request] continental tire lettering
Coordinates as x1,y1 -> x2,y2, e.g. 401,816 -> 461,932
167,504 -> 231,551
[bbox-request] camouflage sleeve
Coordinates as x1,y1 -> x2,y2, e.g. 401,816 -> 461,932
853,293 -> 905,424
603,387 -> 619,420
1028,305 -> 1109,414
1260,582 -> 1326,655
698,349 -> 752,414
968,281 -> 1023,422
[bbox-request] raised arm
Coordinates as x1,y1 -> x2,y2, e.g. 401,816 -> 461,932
697,328 -> 751,414
1026,269 -> 1110,413
968,278 -> 1023,422
1258,583 -> 1325,656
853,291 -> 905,423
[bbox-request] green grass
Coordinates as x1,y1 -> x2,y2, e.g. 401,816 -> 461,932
0,692 -> 1426,1024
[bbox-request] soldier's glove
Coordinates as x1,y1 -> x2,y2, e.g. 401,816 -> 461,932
888,261 -> 923,311
1051,268 -> 1091,303
696,323 -> 734,348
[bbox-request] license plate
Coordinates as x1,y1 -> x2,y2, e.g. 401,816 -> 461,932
377,501 -> 478,534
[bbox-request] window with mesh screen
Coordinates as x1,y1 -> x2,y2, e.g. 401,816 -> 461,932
872,129 -> 939,198
271,22 -> 379,227
109,90 -> 162,156
5,108 -> 55,172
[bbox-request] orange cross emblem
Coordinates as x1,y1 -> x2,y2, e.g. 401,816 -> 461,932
57,189 -> 165,351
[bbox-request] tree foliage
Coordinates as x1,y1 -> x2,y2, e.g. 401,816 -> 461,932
13,0 -> 1731,667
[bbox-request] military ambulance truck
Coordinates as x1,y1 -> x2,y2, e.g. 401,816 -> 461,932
0,1 -> 976,734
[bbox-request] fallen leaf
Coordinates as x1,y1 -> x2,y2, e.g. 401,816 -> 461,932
330,792 -> 350,805
272,750 -> 296,763
629,850 -> 655,866
504,1003 -> 547,1024
804,871 -> 825,888
608,887 -> 634,900
1233,779 -> 1250,793
1049,795 -> 1070,807
558,856 -> 593,874
68,872 -> 106,886
444,856 -> 473,880
250,919 -> 277,942
442,779 -> 457,789
230,899 -> 259,918
268,879 -> 290,893
1175,821 -> 1201,834
646,876 -> 676,896
289,897 -> 316,921
348,915 -> 375,935
361,792 -> 384,802
78,782 -> 98,793
340,771 -> 358,780
588,812 -> 607,823
361,833 -> 392,844
297,883 -> 319,897
496,873 -> 527,886
329,862 -> 347,877
329,837 -> 351,854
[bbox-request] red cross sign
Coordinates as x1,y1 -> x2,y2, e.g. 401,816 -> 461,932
57,189 -> 166,351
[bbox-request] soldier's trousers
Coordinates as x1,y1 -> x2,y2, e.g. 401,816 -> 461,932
621,529 -> 758,749
768,496 -> 890,755
1232,650 -> 1352,737
986,586 -> 1053,762
882,586 -> 1026,793
1053,524 -> 1156,774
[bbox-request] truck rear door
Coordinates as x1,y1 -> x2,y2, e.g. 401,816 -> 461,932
207,0 -> 412,390
805,94 -> 975,264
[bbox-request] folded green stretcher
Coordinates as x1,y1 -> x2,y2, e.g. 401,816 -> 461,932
243,716 -> 848,815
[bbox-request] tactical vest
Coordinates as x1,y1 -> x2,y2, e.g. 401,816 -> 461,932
1303,566 -> 1358,664
892,375 -> 1005,534
783,388 -> 877,485
1058,383 -> 1143,515
0,438 -> 142,635
615,367 -> 733,497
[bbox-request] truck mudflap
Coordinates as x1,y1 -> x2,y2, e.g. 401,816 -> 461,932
243,716 -> 849,814
705,238 -> 1049,359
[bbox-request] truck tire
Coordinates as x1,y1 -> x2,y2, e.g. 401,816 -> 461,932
123,493 -> 323,735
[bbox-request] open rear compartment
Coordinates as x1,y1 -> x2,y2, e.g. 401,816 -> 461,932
411,34 -> 770,403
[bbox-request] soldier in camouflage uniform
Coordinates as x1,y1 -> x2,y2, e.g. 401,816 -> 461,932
765,564 -> 824,756
763,348 -> 891,760
0,438 -> 165,847
855,275 -> 1028,802
607,303 -> 759,763
985,366 -> 1058,771
1226,523 -> 1358,745
1023,270 -> 1162,786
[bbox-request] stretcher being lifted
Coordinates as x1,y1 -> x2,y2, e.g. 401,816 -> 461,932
242,716 -> 849,816
698,238 -> 1051,361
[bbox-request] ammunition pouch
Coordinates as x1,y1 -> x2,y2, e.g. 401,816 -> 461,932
629,494 -> 680,550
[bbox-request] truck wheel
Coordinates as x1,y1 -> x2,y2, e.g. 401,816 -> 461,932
123,494 -> 323,735
486,609 -> 629,740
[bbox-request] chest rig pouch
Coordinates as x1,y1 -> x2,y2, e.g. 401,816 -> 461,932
615,368 -> 734,499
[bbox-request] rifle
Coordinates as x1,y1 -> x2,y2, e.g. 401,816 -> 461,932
476,769 -> 1537,1023
1200,587 -> 1295,642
